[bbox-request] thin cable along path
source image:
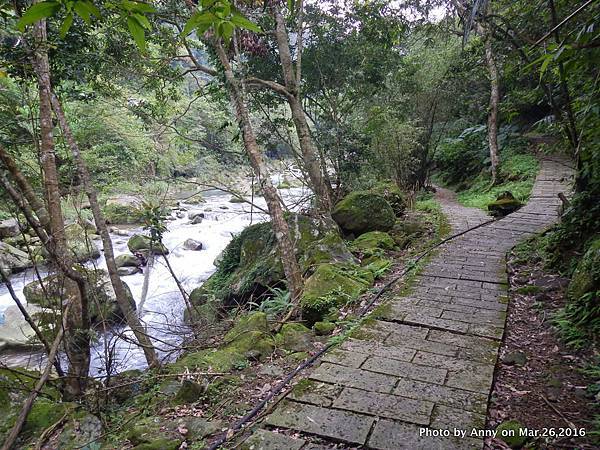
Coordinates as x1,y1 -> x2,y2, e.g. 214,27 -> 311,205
215,156 -> 574,450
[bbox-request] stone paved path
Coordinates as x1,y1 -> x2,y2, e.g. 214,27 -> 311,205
240,157 -> 575,450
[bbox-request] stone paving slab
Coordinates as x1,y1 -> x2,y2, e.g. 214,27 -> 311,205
244,157 -> 574,450
265,400 -> 374,445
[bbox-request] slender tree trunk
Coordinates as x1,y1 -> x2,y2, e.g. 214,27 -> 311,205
484,26 -> 500,184
50,93 -> 160,368
548,0 -> 579,151
272,7 -> 332,213
213,41 -> 304,302
32,13 -> 90,399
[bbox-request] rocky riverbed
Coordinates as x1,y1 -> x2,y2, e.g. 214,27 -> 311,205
0,178 -> 311,375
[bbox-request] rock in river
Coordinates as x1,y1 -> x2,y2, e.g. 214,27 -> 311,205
183,238 -> 203,251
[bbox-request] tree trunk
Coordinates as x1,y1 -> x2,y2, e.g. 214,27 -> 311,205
32,13 -> 90,399
212,41 -> 304,302
484,29 -> 500,184
50,93 -> 160,369
272,7 -> 332,213
548,0 -> 579,151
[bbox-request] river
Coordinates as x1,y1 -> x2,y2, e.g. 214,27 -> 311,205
0,180 -> 310,376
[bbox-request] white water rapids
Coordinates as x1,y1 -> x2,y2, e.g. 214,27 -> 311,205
0,182 -> 310,376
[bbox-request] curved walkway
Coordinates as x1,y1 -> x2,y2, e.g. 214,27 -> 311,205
241,156 -> 575,450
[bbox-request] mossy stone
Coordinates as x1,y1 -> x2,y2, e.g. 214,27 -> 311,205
300,263 -> 373,323
370,181 -> 407,216
487,192 -> 522,217
224,312 -> 269,343
127,234 -> 169,255
332,191 -> 396,235
301,232 -> 357,272
351,231 -> 395,255
174,313 -> 274,372
313,321 -> 336,336
274,323 -> 314,352
115,254 -> 141,268
108,369 -> 143,404
173,380 -> 205,405
133,439 -> 181,450
496,420 -> 527,448
23,398 -> 72,436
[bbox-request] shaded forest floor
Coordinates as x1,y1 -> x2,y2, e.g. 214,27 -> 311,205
486,233 -> 599,449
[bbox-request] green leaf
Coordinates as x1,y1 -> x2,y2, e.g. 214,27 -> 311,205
539,55 -> 552,81
182,11 -> 217,36
133,12 -> 151,29
214,2 -> 231,19
127,15 -> 146,51
74,0 -> 92,23
230,10 -> 261,33
59,12 -> 74,37
17,1 -> 61,31
122,0 -> 156,13
218,20 -> 234,42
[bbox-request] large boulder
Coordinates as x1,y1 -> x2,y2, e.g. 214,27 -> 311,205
23,269 -> 136,326
193,215 -> 341,309
568,236 -> 600,301
127,234 -> 169,255
487,191 -> 522,217
332,191 -> 395,235
0,218 -> 19,238
300,263 -> 373,323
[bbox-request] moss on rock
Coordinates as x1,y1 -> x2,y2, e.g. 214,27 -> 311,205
274,323 -> 314,352
487,191 -> 522,217
174,312 -> 274,372
351,231 -> 395,256
301,232 -> 357,272
127,234 -> 169,255
332,191 -> 395,235
370,181 -> 407,216
313,321 -> 336,336
195,215 -> 339,308
300,263 -> 373,323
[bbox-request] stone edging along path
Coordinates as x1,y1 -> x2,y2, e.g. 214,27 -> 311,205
238,156 -> 575,450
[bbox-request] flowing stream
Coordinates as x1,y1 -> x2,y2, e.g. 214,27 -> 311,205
0,181 -> 310,376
